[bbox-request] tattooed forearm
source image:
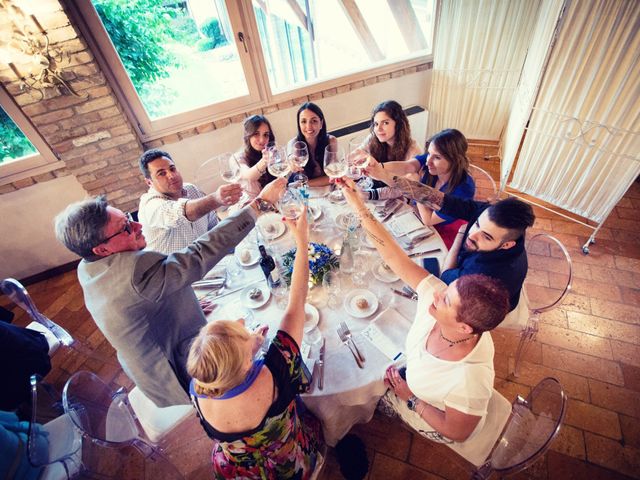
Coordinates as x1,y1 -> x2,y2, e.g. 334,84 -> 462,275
390,176 -> 444,209
368,232 -> 386,247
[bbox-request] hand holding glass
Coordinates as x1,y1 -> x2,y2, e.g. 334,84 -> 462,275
267,147 -> 292,178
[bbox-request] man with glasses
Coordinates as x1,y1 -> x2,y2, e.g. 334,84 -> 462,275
138,149 -> 243,254
54,178 -> 284,407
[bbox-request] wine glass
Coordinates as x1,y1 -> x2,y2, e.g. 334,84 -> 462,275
289,141 -> 309,171
348,137 -> 374,190
322,270 -> 342,310
323,145 -> 347,203
267,146 -> 292,179
277,188 -> 304,220
271,280 -> 289,309
218,153 -> 249,205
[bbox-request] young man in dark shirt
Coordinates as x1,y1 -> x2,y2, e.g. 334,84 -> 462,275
366,160 -> 535,311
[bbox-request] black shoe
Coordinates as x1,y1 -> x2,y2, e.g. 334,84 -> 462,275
335,434 -> 368,480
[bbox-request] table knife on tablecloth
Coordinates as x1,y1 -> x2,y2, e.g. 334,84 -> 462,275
408,248 -> 442,259
317,338 -> 325,390
379,202 -> 403,223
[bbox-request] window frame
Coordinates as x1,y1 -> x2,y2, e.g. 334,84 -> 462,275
70,0 -> 434,142
0,86 -> 61,184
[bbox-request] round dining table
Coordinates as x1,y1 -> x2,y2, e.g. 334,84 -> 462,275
200,190 -> 448,446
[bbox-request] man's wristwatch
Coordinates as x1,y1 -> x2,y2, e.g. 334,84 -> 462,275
407,395 -> 419,411
253,197 -> 277,213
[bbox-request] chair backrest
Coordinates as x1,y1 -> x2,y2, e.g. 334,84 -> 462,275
486,377 -> 567,476
523,234 -> 573,314
1,278 -> 74,347
62,371 -> 141,448
468,164 -> 498,202
28,375 -> 83,477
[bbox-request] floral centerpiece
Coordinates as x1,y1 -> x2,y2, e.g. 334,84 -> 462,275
281,242 -> 339,286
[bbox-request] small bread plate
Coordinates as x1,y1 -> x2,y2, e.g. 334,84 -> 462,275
303,303 -> 320,332
241,285 -> 271,309
235,247 -> 259,267
344,289 -> 378,318
308,205 -> 322,221
372,262 -> 400,283
257,214 -> 286,240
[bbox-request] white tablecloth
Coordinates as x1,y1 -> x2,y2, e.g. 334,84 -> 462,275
202,194 -> 447,446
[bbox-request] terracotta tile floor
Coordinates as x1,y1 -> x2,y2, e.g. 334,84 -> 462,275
3,146 -> 639,479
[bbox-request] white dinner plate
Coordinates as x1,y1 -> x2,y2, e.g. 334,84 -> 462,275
258,214 -> 287,240
235,247 -> 259,267
344,289 -> 379,318
303,303 -> 320,332
240,285 -> 271,309
371,262 -> 400,283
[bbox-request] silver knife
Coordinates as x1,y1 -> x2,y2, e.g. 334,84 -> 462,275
408,248 -> 442,258
379,202 -> 403,223
391,288 -> 417,300
317,338 -> 325,390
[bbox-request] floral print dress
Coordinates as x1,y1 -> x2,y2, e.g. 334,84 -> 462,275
191,331 -> 324,479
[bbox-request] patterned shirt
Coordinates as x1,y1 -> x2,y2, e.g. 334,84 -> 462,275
138,183 -> 218,254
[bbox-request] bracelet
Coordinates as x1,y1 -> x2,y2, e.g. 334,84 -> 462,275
417,401 -> 427,417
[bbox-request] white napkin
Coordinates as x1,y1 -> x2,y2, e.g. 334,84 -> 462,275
387,210 -> 424,237
361,307 -> 412,361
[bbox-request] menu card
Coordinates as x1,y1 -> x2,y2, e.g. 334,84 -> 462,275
361,307 -> 412,361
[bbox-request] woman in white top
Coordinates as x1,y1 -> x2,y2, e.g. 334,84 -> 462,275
236,115 -> 278,199
287,102 -> 336,187
337,176 -> 511,467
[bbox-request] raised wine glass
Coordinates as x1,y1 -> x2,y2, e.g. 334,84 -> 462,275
348,137 -> 374,190
277,188 -> 304,220
323,145 -> 347,203
267,146 -> 292,179
289,141 -> 309,171
216,153 -> 248,207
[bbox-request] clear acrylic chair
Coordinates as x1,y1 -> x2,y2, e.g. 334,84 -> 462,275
502,233 -> 573,376
469,164 -> 498,202
62,371 -> 185,479
472,377 -> 567,479
1,278 -> 74,349
1,278 -> 119,367
27,374 -> 83,480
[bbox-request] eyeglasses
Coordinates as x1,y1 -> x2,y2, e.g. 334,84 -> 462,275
100,212 -> 134,244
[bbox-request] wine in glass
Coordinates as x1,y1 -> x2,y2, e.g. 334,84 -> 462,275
218,153 -> 249,206
348,137 -> 373,190
323,145 -> 347,203
289,141 -> 309,171
267,147 -> 292,178
277,188 -> 304,220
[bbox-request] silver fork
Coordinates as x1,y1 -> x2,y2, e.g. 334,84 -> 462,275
340,321 -> 365,363
337,325 -> 364,369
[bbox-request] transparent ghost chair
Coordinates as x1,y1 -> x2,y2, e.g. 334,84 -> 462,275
472,377 -> 567,479
468,164 -> 498,202
62,371 -> 185,479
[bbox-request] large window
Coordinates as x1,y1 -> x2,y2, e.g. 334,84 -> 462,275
0,87 -> 59,182
74,0 -> 435,140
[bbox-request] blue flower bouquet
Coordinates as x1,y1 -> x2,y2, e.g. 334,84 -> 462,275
281,242 -> 339,286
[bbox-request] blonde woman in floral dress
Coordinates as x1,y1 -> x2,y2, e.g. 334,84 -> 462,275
187,208 -> 323,479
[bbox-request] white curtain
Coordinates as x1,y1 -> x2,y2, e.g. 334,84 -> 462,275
509,0 -> 640,223
500,0 -> 565,189
428,0 -> 540,139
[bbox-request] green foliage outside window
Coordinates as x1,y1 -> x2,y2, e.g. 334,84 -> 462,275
0,107 -> 37,164
93,0 -> 180,89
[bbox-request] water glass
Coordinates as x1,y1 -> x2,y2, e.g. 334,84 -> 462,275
271,281 -> 289,309
352,251 -> 371,287
224,257 -> 243,287
322,270 -> 342,310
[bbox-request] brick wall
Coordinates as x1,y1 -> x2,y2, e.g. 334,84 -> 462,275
0,0 -> 145,212
0,0 -> 432,213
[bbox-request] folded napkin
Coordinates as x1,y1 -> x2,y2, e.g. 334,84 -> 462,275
361,307 -> 412,361
387,210 -> 424,237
